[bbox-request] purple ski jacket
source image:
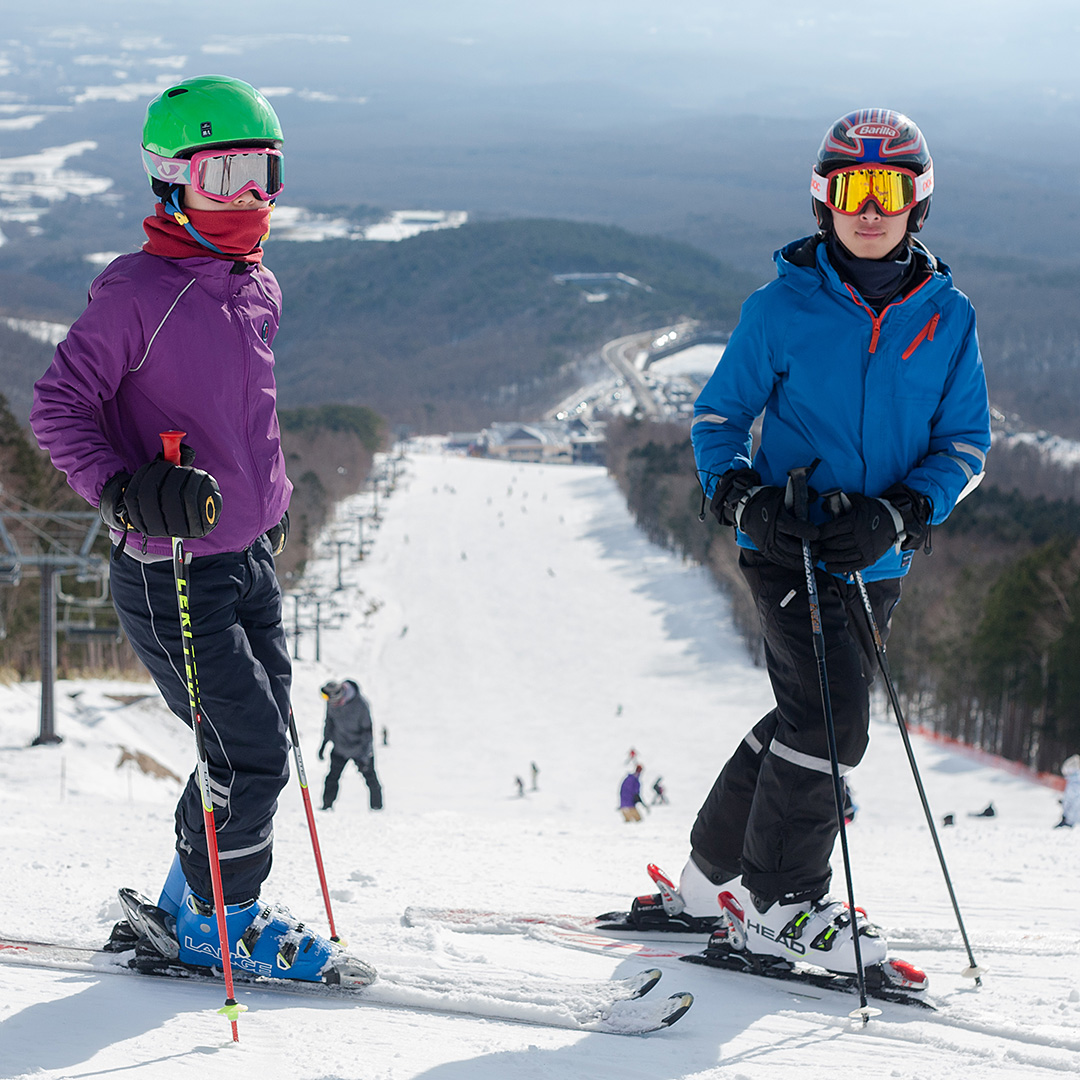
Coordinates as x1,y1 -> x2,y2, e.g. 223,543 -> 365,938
31,252 -> 291,557
620,772 -> 642,809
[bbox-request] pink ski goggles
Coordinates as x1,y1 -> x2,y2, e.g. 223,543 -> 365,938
142,146 -> 284,203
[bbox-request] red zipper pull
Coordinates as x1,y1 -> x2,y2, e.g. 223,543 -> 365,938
902,313 -> 941,360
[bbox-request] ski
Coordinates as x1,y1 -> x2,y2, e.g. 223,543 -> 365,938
0,934 -> 693,1035
404,904 -> 710,952
681,940 -> 935,1010
403,905 -> 934,1010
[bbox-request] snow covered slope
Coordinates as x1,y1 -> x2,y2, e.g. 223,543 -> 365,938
1,445 -> 1078,1079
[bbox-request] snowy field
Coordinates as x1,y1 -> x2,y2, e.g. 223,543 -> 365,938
1,445 -> 1078,1079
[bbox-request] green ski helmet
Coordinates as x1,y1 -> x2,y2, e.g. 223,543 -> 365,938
142,75 -> 283,197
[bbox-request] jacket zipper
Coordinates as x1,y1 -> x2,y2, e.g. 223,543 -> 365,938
901,313 -> 940,360
843,276 -> 933,354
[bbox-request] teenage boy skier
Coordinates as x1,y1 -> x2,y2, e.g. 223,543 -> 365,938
622,109 -> 990,983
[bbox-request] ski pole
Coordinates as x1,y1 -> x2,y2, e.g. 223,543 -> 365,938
852,570 -> 984,985
286,707 -> 340,941
788,465 -> 876,1022
160,430 -> 246,1041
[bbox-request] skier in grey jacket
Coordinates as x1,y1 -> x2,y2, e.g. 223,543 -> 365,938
320,680 -> 384,810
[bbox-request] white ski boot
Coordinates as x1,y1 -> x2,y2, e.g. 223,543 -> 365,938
718,888 -> 888,974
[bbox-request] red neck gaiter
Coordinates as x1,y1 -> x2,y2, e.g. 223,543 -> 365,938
142,203 -> 272,263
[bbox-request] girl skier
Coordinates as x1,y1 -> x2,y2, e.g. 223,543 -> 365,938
31,75 -> 373,986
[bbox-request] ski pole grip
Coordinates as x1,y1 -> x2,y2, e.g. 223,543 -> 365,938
160,430 -> 187,467
786,458 -> 821,522
787,467 -> 811,523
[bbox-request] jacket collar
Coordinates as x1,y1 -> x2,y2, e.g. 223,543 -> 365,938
774,233 -> 951,302
148,252 -> 257,300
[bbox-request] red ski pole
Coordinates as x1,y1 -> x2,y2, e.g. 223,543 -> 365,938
287,707 -> 339,941
161,430 -> 246,1040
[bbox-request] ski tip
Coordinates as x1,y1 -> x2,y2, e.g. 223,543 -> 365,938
660,991 -> 694,1028
631,968 -> 663,999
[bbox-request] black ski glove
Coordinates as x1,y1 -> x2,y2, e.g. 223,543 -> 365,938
709,467 -> 761,527
882,483 -> 933,552
739,485 -> 820,570
265,510 -> 289,556
123,455 -> 222,539
817,492 -> 902,574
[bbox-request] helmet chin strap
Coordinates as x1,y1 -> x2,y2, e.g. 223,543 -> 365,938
163,186 -> 225,254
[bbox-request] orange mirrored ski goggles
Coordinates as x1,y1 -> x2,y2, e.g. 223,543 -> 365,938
811,164 -> 933,216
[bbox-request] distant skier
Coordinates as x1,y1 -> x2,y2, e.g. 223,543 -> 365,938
515,776 -> 526,798
1057,755 -> 1080,828
620,766 -> 646,822
319,680 -> 383,811
29,76 -> 371,985
625,109 -> 990,981
530,761 -> 540,791
651,776 -> 669,806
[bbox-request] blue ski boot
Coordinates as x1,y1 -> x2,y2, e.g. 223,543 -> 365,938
174,888 -> 377,986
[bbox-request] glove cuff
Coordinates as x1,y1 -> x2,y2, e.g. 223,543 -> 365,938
710,467 -> 761,528
98,472 -> 132,532
733,485 -> 764,530
881,483 -> 933,551
876,497 -> 907,547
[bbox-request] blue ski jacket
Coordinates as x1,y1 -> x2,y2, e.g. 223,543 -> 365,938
692,235 -> 991,581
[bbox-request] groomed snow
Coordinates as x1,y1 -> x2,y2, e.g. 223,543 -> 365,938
1,444 -> 1078,1079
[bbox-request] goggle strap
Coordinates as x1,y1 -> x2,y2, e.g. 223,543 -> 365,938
914,163 -> 934,200
143,148 -> 192,186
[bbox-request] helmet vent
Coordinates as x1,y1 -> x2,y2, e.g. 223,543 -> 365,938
167,88 -> 188,98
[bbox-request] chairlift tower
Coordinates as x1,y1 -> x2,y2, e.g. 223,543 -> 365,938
0,505 -> 107,746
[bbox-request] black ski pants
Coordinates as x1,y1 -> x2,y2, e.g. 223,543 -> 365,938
322,751 -> 383,810
109,536 -> 291,904
690,550 -> 901,906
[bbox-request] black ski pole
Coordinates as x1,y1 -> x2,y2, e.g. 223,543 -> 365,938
789,465 -> 876,1022
852,570 -> 984,986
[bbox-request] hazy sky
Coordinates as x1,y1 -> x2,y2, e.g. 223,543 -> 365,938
3,1 -> 1079,273
6,0 -> 1078,138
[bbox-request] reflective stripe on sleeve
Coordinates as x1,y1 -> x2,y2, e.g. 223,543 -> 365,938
691,413 -> 728,428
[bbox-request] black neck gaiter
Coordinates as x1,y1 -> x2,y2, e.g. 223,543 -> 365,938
827,234 -> 917,312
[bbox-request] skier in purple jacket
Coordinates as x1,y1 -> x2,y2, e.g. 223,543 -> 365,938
620,765 -> 646,822
30,75 -> 373,986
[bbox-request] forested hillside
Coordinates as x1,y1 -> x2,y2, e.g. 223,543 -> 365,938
605,417 -> 1080,775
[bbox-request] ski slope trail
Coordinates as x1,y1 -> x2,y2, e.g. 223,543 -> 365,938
1,444 -> 1077,1079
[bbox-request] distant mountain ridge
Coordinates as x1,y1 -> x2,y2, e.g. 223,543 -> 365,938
267,218 -> 755,432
